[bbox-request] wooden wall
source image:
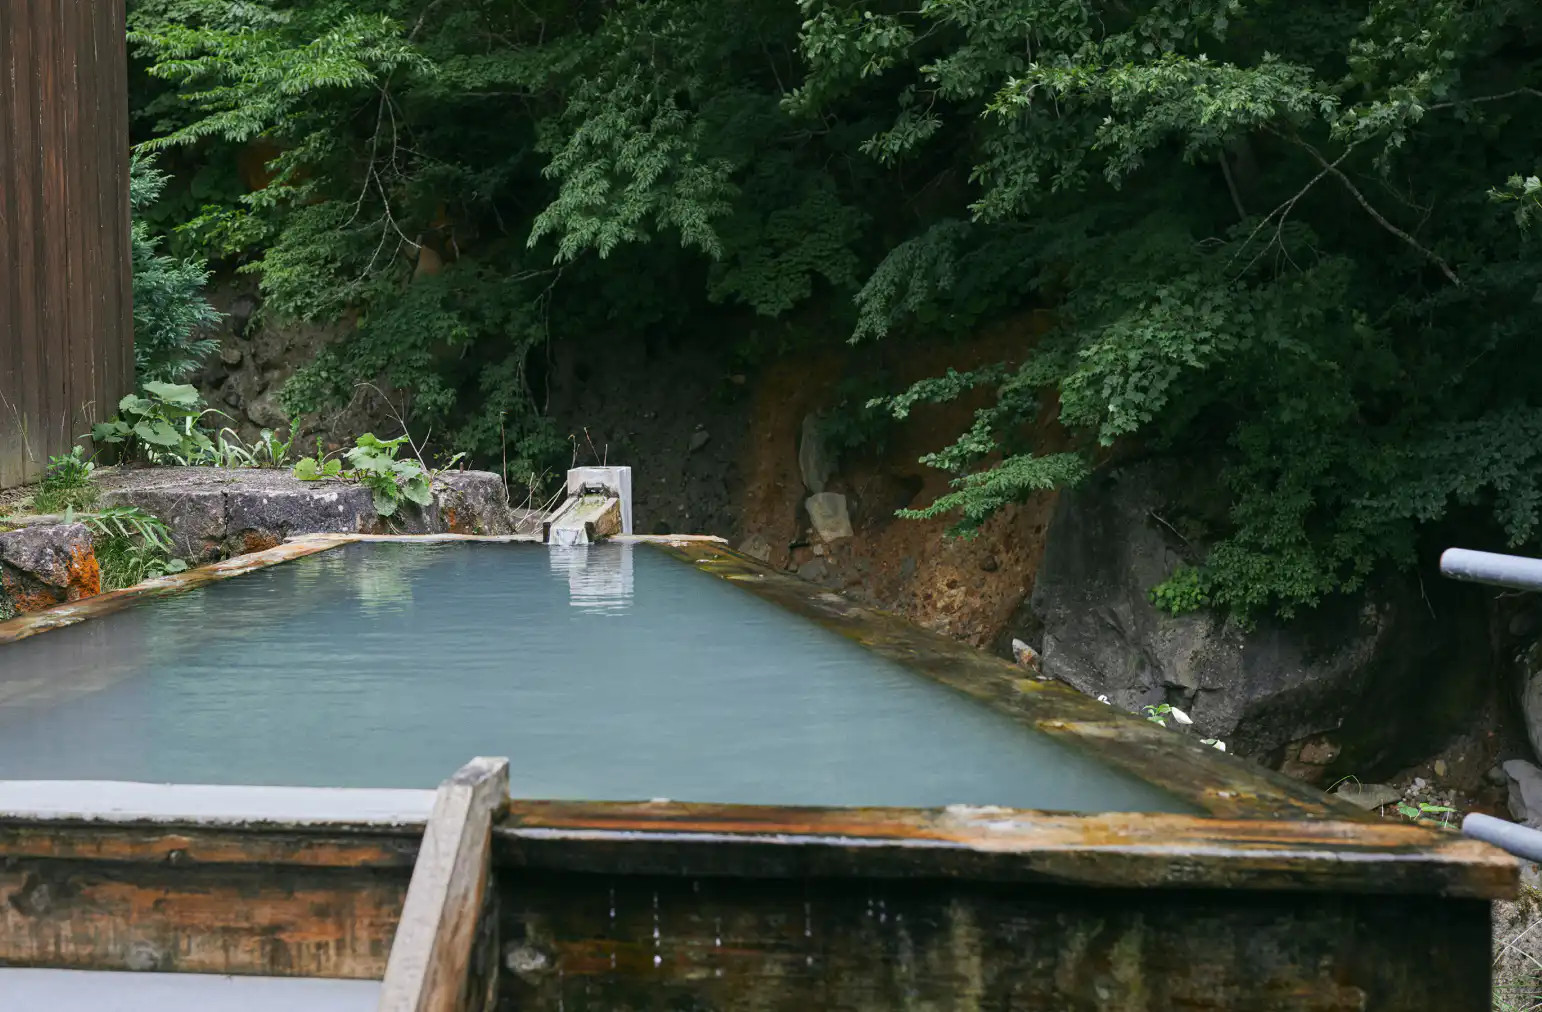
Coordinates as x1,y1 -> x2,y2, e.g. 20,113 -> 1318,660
0,0 -> 133,489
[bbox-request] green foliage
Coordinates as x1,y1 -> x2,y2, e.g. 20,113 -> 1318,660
125,0 -> 868,488
294,432 -> 439,517
818,374 -> 896,455
294,455 -> 344,481
343,433 -> 433,517
1495,172 -> 1542,228
200,427 -> 297,468
91,382 -> 216,464
32,448 -> 99,514
815,0 -> 1542,616
1150,567 -> 1212,617
1395,801 -> 1457,828
127,0 -> 1542,618
131,156 -> 222,382
75,506 -> 189,590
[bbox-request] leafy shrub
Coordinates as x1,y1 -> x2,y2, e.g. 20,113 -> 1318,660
201,427 -> 297,469
32,448 -> 99,514
91,382 -> 216,464
295,433 -> 438,518
74,506 -> 188,590
130,156 -> 221,383
346,434 -> 434,517
125,0 -> 1542,620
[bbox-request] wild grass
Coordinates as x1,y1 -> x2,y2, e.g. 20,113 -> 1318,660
75,506 -> 186,590
30,446 -> 98,514
1495,879 -> 1542,1011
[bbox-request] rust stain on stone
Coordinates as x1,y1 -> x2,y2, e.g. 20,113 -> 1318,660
6,582 -> 61,614
65,543 -> 101,601
241,530 -> 283,555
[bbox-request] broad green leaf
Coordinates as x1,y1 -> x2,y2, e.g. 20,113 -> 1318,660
372,485 -> 400,516
346,446 -> 394,473
92,421 -> 130,444
133,419 -> 183,447
142,381 -> 203,407
402,476 -> 433,506
294,457 -> 323,481
354,432 -> 407,451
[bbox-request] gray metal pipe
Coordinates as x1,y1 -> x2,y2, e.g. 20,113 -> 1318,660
1440,548 -> 1542,592
1463,812 -> 1542,864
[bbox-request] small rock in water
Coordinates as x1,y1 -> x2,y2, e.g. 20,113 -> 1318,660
688,430 -> 711,453
1335,783 -> 1403,810
1434,759 -> 1448,778
1487,765 -> 1509,787
1412,777 -> 1427,791
1011,639 -> 1041,673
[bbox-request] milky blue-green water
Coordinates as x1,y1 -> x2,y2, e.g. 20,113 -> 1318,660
0,543 -> 1186,811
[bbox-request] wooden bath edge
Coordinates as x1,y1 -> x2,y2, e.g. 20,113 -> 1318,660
0,533 -> 1517,900
647,540 -> 1387,824
0,785 -> 1517,900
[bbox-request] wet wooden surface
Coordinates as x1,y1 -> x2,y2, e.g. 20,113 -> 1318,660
0,0 -> 133,489
649,542 -> 1372,822
0,817 -> 421,976
497,800 -> 1515,899
381,757 -> 509,1012
0,858 -> 408,977
495,871 -> 1491,1012
0,821 -> 422,868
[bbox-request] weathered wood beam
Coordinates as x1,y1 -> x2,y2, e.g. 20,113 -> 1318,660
379,757 -> 510,1012
0,783 -> 433,976
0,860 -> 410,977
497,799 -> 1518,900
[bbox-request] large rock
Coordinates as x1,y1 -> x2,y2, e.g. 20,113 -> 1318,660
805,492 -> 853,542
1506,759 -> 1542,827
94,467 -> 519,563
1509,634 -> 1542,765
1022,462 -> 1487,776
435,471 -> 518,535
798,413 -> 834,493
0,523 -> 100,620
97,468 -> 377,562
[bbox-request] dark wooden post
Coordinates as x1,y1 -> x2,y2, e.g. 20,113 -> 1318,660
0,0 -> 134,489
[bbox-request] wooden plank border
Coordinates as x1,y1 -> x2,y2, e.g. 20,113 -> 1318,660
496,799 -> 1517,900
380,757 -> 510,1012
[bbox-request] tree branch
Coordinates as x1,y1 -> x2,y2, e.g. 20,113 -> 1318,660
1289,135 -> 1461,286
1425,87 -> 1542,113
